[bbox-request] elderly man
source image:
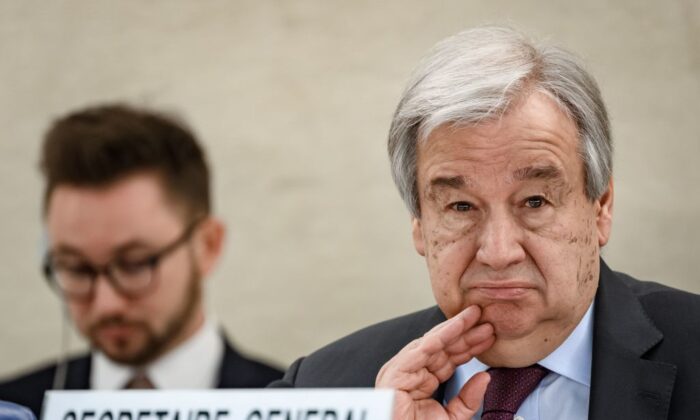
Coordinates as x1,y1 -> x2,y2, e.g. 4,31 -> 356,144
0,104 -> 283,417
273,27 -> 700,419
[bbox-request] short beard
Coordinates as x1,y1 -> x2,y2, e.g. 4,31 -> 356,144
88,261 -> 202,366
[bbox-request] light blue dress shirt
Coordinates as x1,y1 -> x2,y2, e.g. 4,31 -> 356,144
444,303 -> 594,420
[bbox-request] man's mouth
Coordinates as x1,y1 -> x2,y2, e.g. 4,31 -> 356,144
91,320 -> 142,343
471,281 -> 535,300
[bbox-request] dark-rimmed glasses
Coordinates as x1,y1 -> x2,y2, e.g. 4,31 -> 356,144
43,219 -> 202,301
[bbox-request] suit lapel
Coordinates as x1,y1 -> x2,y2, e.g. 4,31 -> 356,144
216,336 -> 240,388
64,354 -> 91,389
588,261 -> 677,420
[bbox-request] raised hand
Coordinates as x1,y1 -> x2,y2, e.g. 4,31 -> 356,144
375,305 -> 495,420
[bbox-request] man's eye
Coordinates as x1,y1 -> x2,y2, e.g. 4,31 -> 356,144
116,259 -> 152,275
55,263 -> 94,277
451,202 -> 472,212
525,196 -> 546,208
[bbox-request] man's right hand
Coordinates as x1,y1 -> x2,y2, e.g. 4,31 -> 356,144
375,305 -> 495,420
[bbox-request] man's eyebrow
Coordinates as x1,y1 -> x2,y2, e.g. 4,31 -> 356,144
48,245 -> 87,259
48,240 -> 153,260
429,175 -> 470,189
512,165 -> 564,181
114,240 -> 158,255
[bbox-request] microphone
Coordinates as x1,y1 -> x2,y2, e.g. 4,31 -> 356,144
51,303 -> 71,390
0,400 -> 37,420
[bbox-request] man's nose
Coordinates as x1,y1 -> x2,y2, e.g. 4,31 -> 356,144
475,210 -> 526,271
90,273 -> 129,315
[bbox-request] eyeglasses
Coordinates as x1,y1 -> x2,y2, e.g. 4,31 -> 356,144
43,219 -> 202,301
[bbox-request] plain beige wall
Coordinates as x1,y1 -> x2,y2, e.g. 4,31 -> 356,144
1,0 -> 699,378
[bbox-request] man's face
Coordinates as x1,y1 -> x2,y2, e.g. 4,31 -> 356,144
412,92 -> 613,365
46,173 -> 210,365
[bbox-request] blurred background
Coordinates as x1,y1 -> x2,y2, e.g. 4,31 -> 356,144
1,0 -> 698,377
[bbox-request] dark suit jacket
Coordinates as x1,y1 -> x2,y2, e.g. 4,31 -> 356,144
273,261 -> 700,419
0,337 -> 283,419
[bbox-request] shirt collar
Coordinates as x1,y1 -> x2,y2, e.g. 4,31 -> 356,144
538,301 -> 594,387
92,317 -> 224,389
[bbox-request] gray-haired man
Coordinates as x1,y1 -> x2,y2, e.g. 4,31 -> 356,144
272,27 -> 700,419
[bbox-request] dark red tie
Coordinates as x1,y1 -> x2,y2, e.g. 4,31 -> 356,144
123,371 -> 155,389
482,365 -> 549,420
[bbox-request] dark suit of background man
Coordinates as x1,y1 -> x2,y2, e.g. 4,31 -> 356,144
0,104 -> 283,417
272,26 -> 700,419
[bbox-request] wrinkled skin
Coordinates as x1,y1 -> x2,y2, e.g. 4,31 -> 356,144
378,92 -> 613,419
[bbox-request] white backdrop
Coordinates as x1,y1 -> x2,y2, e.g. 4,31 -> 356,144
1,0 -> 699,378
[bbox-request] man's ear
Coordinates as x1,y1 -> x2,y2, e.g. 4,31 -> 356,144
596,178 -> 614,247
412,217 -> 426,256
194,217 -> 225,277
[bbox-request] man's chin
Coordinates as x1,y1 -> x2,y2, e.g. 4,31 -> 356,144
476,308 -> 556,366
100,343 -> 160,365
480,304 -> 535,338
92,333 -> 156,366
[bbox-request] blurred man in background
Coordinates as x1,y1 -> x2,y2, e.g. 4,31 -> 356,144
0,104 -> 283,417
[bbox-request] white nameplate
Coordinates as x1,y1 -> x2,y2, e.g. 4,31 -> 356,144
43,389 -> 394,420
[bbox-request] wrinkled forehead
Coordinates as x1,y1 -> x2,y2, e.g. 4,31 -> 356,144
416,92 -> 585,192
421,92 -> 580,152
417,88 -> 580,147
